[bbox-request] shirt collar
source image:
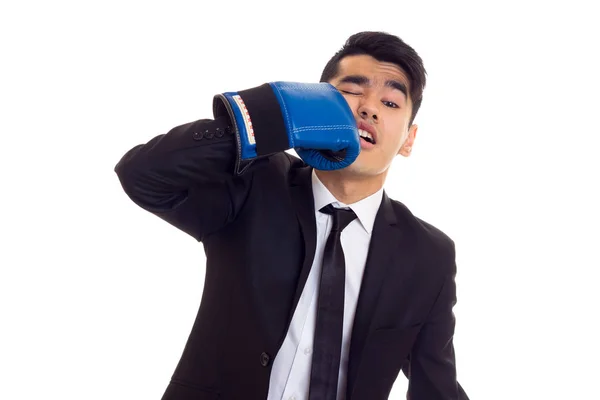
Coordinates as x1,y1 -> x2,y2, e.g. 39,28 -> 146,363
311,169 -> 383,234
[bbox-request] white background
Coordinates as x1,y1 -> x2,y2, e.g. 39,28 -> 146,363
1,0 -> 599,399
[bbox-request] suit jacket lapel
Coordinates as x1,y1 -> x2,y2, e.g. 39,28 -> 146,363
346,192 -> 417,397
286,165 -> 317,325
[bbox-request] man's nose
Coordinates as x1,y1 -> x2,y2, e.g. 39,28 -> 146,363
359,107 -> 378,122
357,93 -> 379,121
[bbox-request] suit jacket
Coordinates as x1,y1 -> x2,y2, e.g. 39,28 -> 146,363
115,116 -> 469,400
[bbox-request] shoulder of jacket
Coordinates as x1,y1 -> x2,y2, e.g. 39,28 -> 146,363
388,197 -> 456,256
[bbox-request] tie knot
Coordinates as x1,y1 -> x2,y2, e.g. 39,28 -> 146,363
320,204 -> 357,232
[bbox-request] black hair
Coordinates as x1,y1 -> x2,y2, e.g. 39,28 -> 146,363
320,31 -> 427,125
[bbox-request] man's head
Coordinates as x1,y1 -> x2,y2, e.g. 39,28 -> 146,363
321,31 -> 426,178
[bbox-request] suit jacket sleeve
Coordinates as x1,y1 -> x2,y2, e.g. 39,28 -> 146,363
403,241 -> 470,400
114,117 -> 271,242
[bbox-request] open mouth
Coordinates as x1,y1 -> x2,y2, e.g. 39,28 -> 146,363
359,129 -> 376,145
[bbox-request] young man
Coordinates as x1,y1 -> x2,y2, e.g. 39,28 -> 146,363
115,31 -> 469,400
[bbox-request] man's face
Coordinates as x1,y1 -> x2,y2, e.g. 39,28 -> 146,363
329,54 -> 417,177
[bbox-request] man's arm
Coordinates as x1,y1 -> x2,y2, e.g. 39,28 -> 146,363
114,81 -> 361,242
114,117 -> 256,242
402,243 -> 469,399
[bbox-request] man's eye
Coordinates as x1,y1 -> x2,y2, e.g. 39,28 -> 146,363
383,101 -> 399,108
340,90 -> 361,95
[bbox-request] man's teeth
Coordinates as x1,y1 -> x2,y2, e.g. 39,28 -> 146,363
359,129 -> 374,143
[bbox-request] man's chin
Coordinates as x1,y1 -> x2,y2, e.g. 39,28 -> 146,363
339,161 -> 375,176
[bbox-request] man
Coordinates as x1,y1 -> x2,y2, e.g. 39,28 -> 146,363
115,31 -> 469,400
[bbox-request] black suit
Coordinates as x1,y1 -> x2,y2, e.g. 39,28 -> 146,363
115,116 -> 469,400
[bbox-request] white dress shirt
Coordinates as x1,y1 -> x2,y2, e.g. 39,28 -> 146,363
267,170 -> 384,400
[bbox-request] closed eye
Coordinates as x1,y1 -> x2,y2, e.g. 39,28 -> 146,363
340,90 -> 361,96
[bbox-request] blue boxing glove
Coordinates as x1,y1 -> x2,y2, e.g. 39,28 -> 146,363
213,82 -> 360,171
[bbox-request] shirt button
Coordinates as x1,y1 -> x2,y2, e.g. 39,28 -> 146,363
304,347 -> 311,355
260,352 -> 270,367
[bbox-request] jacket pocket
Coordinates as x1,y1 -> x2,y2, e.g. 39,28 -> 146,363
368,323 -> 422,354
162,379 -> 220,400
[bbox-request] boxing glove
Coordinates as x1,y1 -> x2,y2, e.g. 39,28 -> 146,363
213,82 -> 360,171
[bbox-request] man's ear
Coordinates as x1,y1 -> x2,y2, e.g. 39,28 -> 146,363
399,124 -> 418,157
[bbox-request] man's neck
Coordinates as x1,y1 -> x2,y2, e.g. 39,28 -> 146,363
315,169 -> 386,205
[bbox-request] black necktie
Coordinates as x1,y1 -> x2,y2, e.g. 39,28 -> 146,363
309,204 -> 357,400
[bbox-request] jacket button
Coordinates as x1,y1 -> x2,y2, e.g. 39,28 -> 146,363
260,352 -> 270,367
192,131 -> 203,140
